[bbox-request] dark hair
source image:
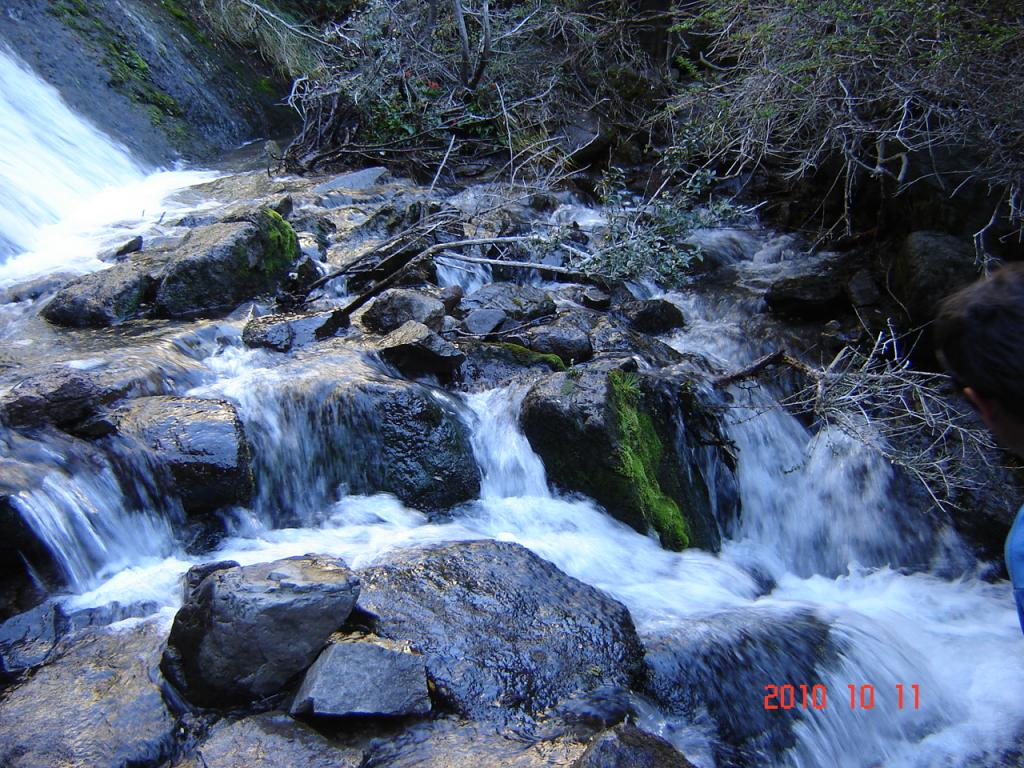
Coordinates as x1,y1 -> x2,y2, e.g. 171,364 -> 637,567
934,262 -> 1024,420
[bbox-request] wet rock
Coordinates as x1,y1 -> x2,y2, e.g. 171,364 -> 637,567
0,367 -> 113,429
572,724 -> 695,768
518,315 -> 594,365
362,288 -> 446,333
362,717 -> 586,768
242,309 -> 335,352
0,272 -> 74,303
378,320 -> 466,377
0,621 -> 176,768
174,712 -> 364,768
552,684 -> 634,732
643,608 -> 836,767
315,167 -> 387,194
163,554 -> 360,707
115,235 -> 144,258
588,317 -> 683,368
893,231 -> 980,322
616,299 -> 685,335
41,261 -> 156,327
439,284 -> 464,312
461,283 -> 556,321
356,540 -> 644,725
155,209 -> 300,318
0,601 -> 60,675
110,396 -> 254,515
846,268 -> 881,308
462,307 -> 507,335
455,340 -> 567,391
581,287 -> 612,310
519,363 -> 726,551
762,251 -> 860,318
290,638 -> 430,718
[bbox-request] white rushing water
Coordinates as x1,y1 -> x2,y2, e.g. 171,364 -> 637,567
0,46 -> 216,286
3,41 -> 1023,768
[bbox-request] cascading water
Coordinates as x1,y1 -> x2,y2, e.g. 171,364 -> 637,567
2,41 -> 1023,767
0,46 -> 215,284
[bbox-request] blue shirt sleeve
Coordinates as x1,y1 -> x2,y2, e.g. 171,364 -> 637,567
1015,589 -> 1024,637
1006,505 -> 1024,636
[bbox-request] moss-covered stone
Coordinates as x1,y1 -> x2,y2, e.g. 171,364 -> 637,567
258,209 -> 301,276
493,342 -> 567,372
607,370 -> 690,550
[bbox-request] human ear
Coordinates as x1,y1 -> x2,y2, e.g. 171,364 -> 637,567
964,386 -> 999,432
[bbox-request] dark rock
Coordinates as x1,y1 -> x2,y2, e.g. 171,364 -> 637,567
846,268 -> 881,308
553,685 -> 634,731
520,316 -> 594,364
461,283 -> 556,321
154,209 -> 300,318
644,608 -> 836,767
763,251 -> 860,318
589,317 -> 684,368
616,299 -> 685,335
356,540 -> 644,725
572,724 -> 695,768
0,621 -> 176,768
893,231 -> 980,322
361,717 -> 586,767
462,307 -> 507,335
455,340 -> 567,391
379,321 -> 466,377
110,396 -> 254,515
439,284 -> 464,313
181,560 -> 240,600
581,287 -> 612,310
280,254 -> 323,298
290,638 -> 431,718
519,363 -> 728,551
0,272 -> 74,303
0,601 -> 60,675
0,367 -> 112,429
163,554 -> 360,706
41,261 -> 156,327
175,712 -> 363,768
116,235 -> 144,258
242,309 -> 335,352
362,288 -> 446,334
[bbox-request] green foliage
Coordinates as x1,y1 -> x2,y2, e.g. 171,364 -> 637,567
260,209 -> 301,273
585,167 -> 738,285
607,370 -> 690,550
493,343 -> 567,372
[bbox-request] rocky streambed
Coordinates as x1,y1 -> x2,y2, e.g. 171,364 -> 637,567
1,161 -> 1023,768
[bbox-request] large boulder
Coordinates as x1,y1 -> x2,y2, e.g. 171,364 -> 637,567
460,283 -> 556,321
454,340 -> 567,391
0,621 -> 176,768
174,713 -> 364,768
761,251 -> 862,318
241,309 -> 336,352
893,231 -> 980,322
154,209 -> 300,318
290,636 -> 431,718
362,288 -> 446,333
109,396 -> 254,515
162,554 -> 360,706
40,261 -> 156,327
520,363 -> 730,551
356,540 -> 644,726
378,320 -> 466,377
614,299 -> 685,335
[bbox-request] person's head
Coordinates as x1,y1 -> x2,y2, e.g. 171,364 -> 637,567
935,262 -> 1024,457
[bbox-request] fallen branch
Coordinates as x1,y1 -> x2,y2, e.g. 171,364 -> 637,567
713,348 -> 818,386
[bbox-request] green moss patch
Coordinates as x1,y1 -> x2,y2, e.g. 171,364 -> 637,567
608,370 -> 690,550
259,209 -> 300,275
492,343 -> 567,372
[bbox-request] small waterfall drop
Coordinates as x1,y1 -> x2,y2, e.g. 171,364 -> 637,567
0,47 -> 216,285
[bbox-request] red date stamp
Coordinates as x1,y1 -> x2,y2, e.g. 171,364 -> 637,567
763,684 -> 920,711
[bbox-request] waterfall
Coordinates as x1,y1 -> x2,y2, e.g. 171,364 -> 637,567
0,46 -> 215,286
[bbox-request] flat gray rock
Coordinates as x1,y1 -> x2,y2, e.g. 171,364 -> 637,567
291,640 -> 431,718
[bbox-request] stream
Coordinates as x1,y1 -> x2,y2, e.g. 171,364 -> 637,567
2,44 -> 1024,768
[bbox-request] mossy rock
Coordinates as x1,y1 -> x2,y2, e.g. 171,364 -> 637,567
519,361 -> 730,551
